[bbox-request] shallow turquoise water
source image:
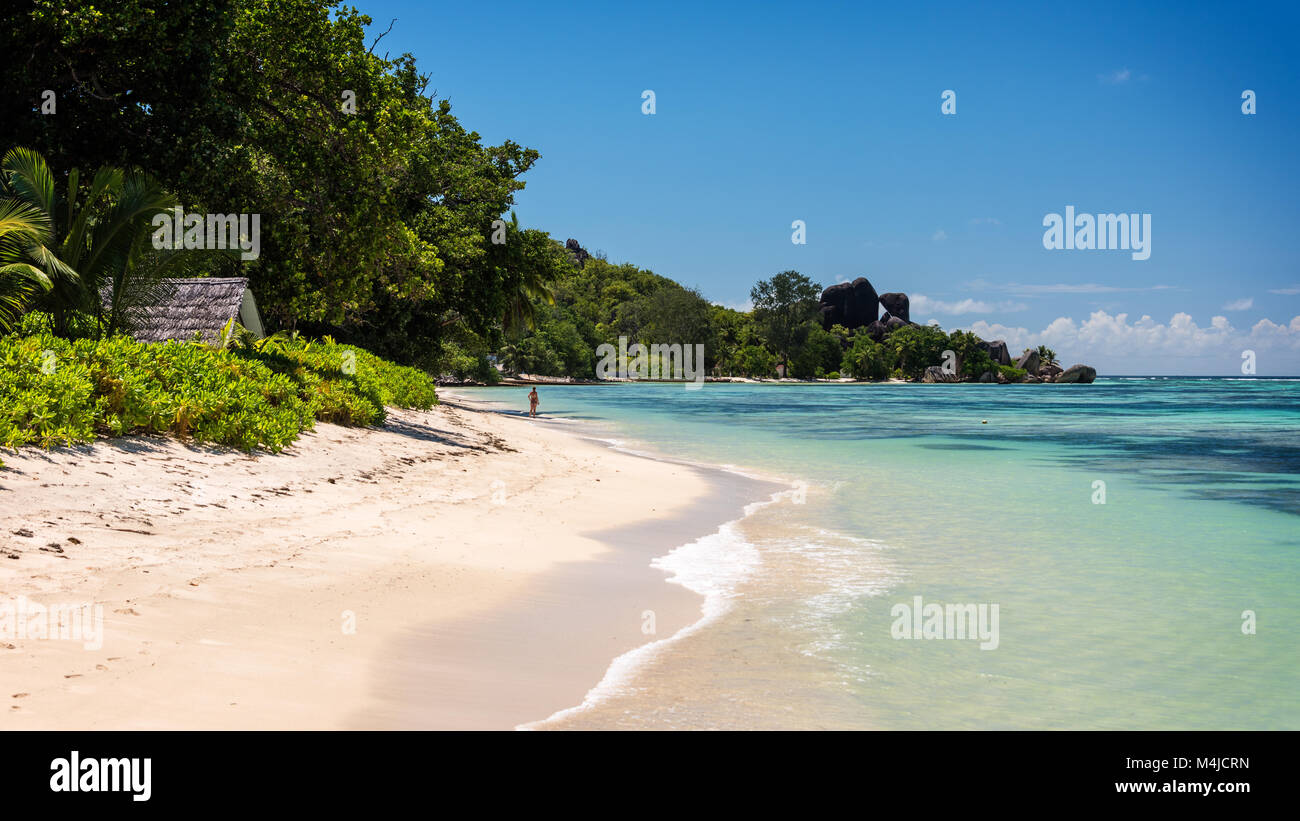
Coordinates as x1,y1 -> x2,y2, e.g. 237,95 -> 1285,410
456,380 -> 1300,729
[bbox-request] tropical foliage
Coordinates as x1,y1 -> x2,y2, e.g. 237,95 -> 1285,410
842,334 -> 894,380
0,147 -> 222,340
750,270 -> 822,374
1,0 -> 573,365
0,327 -> 436,463
0,198 -> 55,332
0,0 -> 1038,473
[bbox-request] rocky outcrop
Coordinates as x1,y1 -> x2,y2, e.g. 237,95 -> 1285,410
1016,349 -> 1040,373
1056,364 -> 1097,384
848,279 -> 879,327
565,238 -> 590,268
879,292 -> 910,323
818,277 -> 879,330
922,366 -> 959,383
978,339 -> 1012,366
812,274 -> 1094,383
817,279 -> 916,333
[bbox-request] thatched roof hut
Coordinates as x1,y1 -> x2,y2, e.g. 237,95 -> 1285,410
110,277 -> 265,343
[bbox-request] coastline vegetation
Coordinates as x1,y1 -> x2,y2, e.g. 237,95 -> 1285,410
0,0 -> 1073,466
1,314 -> 436,463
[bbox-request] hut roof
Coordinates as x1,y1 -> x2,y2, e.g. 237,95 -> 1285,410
109,278 -> 260,343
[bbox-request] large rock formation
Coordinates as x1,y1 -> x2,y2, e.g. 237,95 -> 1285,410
1015,349 -> 1041,373
922,365 -> 959,383
878,292 -> 910,323
1056,364 -> 1097,384
978,339 -> 1012,366
818,278 -> 879,330
811,275 -> 1094,383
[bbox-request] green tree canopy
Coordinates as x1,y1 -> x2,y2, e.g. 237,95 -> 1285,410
750,270 -> 821,375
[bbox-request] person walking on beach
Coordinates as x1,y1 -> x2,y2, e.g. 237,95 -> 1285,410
528,387 -> 539,418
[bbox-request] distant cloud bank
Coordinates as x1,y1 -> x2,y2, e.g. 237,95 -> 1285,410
957,311 -> 1300,375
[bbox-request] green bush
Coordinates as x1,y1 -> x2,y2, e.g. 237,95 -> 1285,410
0,332 -> 437,461
996,365 -> 1028,383
825,371 -> 840,380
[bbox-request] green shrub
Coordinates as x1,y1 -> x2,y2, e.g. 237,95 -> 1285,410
996,365 -> 1028,383
826,371 -> 840,380
0,333 -> 437,461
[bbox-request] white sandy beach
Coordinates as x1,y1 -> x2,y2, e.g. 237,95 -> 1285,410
0,396 -> 753,730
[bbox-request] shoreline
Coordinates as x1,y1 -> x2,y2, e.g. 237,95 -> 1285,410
0,397 -> 775,730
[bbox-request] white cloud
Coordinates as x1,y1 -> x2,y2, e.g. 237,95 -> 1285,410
912,294 -> 1028,315
969,217 -> 1001,226
957,311 -> 1300,374
1099,68 -> 1132,84
931,229 -> 947,242
1222,297 -> 1253,311
1268,285 -> 1300,295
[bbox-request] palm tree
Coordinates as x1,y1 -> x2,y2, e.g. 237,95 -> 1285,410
498,340 -> 524,374
0,198 -> 57,333
436,212 -> 560,335
497,212 -> 556,335
1,147 -> 212,339
1036,344 -> 1059,367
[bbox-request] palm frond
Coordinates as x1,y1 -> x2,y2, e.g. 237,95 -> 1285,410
0,197 -> 56,333
1,147 -> 58,216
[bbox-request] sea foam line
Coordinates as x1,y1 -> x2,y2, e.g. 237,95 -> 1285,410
516,488 -> 796,730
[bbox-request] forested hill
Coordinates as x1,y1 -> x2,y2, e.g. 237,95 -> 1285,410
465,238 -> 1082,385
475,238 -> 740,381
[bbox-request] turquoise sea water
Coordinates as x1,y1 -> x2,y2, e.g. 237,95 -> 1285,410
456,380 -> 1300,729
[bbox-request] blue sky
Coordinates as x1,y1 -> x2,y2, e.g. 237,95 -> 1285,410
362,0 -> 1299,373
